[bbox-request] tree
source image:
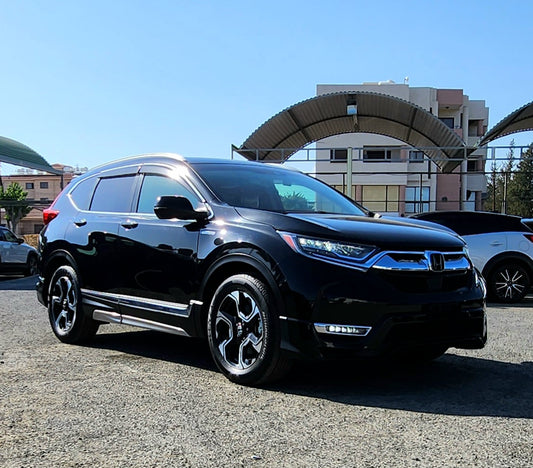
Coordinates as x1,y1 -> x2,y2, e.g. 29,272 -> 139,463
0,182 -> 32,233
507,145 -> 533,217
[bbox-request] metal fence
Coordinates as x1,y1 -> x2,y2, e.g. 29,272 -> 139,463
232,144 -> 531,215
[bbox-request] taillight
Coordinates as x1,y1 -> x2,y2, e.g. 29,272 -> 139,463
523,234 -> 533,243
43,208 -> 59,225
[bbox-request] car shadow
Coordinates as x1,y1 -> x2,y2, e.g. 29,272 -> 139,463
271,356 -> 532,419
0,275 -> 37,290
89,329 -> 532,419
90,329 -> 216,373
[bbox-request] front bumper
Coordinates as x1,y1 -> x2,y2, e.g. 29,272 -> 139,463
280,300 -> 486,360
277,254 -> 487,360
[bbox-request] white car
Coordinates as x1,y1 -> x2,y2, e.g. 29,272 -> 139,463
411,211 -> 533,303
0,226 -> 38,276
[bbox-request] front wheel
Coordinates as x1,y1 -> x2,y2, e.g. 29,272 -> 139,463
25,254 -> 38,276
207,274 -> 291,385
487,263 -> 530,303
48,265 -> 99,343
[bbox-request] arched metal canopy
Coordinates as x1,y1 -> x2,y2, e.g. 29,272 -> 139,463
237,92 -> 470,173
478,100 -> 533,146
0,136 -> 61,174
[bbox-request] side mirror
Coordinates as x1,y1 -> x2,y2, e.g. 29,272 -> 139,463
16,237 -> 24,244
154,196 -> 208,221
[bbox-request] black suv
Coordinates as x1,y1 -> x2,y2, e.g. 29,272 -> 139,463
37,154 -> 487,385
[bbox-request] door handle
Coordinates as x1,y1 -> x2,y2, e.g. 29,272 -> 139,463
490,241 -> 503,246
121,220 -> 138,230
74,219 -> 87,227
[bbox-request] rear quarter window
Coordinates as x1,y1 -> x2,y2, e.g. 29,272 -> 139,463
69,177 -> 98,210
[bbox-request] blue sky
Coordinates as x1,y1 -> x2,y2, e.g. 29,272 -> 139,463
0,0 -> 532,172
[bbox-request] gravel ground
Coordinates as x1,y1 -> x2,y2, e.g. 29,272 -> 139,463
0,276 -> 532,467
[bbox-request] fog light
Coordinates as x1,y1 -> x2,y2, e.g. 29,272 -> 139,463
315,323 -> 371,336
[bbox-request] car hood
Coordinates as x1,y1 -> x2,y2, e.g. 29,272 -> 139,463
235,208 -> 466,251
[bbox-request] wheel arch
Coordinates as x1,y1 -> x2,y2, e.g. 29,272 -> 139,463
40,250 -> 80,306
195,252 -> 286,338
26,250 -> 38,262
481,251 -> 533,279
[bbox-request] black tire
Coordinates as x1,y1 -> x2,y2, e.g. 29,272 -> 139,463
207,274 -> 291,385
25,254 -> 38,276
47,265 -> 99,344
487,262 -> 530,303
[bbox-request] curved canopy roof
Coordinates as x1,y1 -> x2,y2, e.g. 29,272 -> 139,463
478,101 -> 533,146
237,92 -> 469,173
0,136 -> 61,174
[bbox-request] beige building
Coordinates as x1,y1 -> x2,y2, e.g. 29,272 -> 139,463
0,164 -> 82,234
315,82 -> 489,215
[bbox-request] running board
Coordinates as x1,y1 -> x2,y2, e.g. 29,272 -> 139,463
93,310 -> 190,337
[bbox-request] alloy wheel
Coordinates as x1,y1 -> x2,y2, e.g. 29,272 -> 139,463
492,265 -> 529,302
214,290 -> 264,370
50,275 -> 78,336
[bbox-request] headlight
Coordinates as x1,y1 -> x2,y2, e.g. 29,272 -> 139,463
280,232 -> 376,264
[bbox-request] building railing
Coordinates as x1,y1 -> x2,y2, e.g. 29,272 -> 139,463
231,144 -> 532,215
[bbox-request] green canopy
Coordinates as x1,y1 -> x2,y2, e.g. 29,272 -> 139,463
0,136 -> 62,174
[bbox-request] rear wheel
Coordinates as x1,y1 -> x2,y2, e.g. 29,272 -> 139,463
207,274 -> 291,385
487,262 -> 530,303
48,265 -> 99,343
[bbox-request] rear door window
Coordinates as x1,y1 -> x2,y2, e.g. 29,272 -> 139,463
90,175 -> 136,213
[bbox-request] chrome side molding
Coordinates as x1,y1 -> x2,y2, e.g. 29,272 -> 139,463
93,310 -> 190,337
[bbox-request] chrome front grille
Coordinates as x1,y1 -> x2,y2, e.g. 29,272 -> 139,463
371,251 -> 471,272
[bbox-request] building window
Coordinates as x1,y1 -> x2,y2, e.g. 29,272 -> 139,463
25,182 -> 34,189
405,186 -> 430,213
40,182 -> 49,189
330,149 -> 347,162
409,151 -> 425,163
361,185 -> 399,212
439,117 -> 454,129
467,160 -> 479,172
363,149 -> 392,162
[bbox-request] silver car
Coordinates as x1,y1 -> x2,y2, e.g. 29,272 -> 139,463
0,227 -> 38,276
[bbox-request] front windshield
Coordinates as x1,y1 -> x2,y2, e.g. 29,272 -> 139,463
191,162 -> 367,216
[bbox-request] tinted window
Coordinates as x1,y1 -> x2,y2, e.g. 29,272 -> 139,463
192,163 -> 366,215
414,212 -> 529,235
69,177 -> 98,210
137,174 -> 199,213
90,176 -> 136,213
3,229 -> 18,242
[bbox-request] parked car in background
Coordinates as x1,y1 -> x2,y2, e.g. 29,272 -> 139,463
0,226 -> 38,276
411,211 -> 533,303
37,154 -> 486,385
